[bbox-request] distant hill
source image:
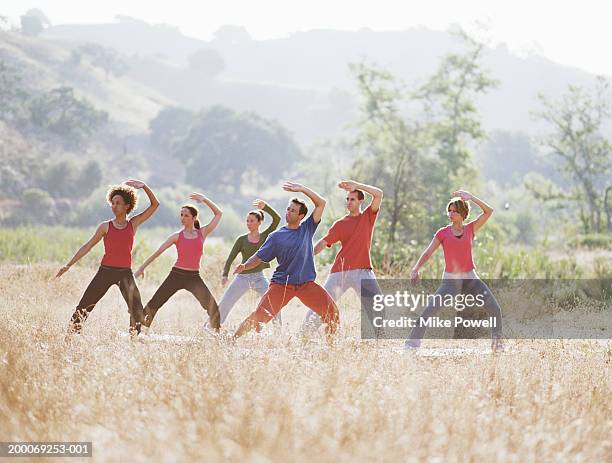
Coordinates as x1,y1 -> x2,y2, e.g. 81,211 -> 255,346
43,17 -> 603,145
2,28 -> 170,133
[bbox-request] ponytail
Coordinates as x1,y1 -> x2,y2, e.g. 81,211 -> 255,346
181,204 -> 200,228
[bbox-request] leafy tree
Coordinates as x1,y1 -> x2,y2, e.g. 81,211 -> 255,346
25,9 -> 51,27
213,26 -> 252,45
348,29 -> 497,268
529,77 -> 612,233
149,106 -> 194,153
71,43 -> 129,77
0,60 -> 31,122
172,106 -> 302,193
30,86 -> 108,147
20,188 -> 55,224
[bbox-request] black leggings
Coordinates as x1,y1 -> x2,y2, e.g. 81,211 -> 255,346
70,265 -> 144,333
143,267 -> 220,329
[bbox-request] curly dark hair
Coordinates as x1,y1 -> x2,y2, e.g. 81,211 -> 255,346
106,184 -> 138,214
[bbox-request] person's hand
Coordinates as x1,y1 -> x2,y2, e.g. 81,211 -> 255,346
452,190 -> 473,201
189,192 -> 206,203
125,179 -> 145,189
56,265 -> 70,278
222,276 -> 229,286
253,199 -> 266,210
282,181 -> 304,193
234,264 -> 246,274
338,180 -> 358,191
134,267 -> 145,279
410,268 -> 420,285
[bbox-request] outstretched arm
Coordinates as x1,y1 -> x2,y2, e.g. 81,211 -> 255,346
56,223 -> 107,278
234,255 -> 263,274
453,190 -> 494,234
126,180 -> 159,232
283,181 -> 326,223
222,238 -> 242,284
410,237 -> 441,283
338,180 -> 384,212
313,238 -> 329,256
134,233 -> 178,278
190,192 -> 223,236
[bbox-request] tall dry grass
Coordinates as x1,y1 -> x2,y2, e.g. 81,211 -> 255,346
0,254 -> 610,462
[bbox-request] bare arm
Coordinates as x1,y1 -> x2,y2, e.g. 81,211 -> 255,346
453,190 -> 494,234
339,180 -> 384,212
234,255 -> 263,274
134,233 -> 179,278
283,181 -> 326,223
56,223 -> 107,278
190,192 -> 223,236
410,237 -> 442,282
313,238 -> 328,256
126,180 -> 159,232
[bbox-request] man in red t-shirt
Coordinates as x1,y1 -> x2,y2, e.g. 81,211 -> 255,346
302,180 -> 383,333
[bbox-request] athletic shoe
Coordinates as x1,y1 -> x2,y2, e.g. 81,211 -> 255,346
404,339 -> 421,350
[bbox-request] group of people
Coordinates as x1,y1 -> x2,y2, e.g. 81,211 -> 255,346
56,177 -> 503,351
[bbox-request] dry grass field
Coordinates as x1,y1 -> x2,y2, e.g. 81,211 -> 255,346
1,258 -> 610,462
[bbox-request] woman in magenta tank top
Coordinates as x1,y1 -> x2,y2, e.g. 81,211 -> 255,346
134,192 -> 223,332
55,180 -> 159,335
404,190 -> 504,352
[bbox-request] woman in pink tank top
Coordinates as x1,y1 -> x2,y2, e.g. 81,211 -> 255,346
404,190 -> 504,352
55,180 -> 159,336
134,192 -> 223,332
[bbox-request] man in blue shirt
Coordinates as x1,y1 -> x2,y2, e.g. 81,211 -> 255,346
233,181 -> 339,339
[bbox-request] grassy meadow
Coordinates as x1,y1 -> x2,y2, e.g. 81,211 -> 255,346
0,228 -> 610,462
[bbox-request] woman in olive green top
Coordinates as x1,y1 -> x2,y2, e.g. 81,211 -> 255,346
217,199 -> 281,325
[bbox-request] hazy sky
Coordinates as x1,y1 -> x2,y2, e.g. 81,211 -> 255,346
3,0 -> 610,76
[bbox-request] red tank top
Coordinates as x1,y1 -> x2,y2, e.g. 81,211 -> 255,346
175,229 -> 205,270
101,220 -> 134,268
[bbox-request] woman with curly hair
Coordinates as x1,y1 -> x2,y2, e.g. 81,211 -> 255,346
56,180 -> 159,335
134,192 -> 222,332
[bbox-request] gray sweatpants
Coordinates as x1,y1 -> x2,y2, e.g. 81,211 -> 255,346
406,270 -> 503,346
217,272 -> 281,325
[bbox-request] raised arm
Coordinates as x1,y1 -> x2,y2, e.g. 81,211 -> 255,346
56,222 -> 108,278
410,237 -> 442,283
338,180 -> 384,212
452,190 -> 494,234
283,181 -> 326,223
254,199 -> 281,235
313,238 -> 328,256
134,233 -> 179,278
125,180 -> 159,232
190,192 -> 223,236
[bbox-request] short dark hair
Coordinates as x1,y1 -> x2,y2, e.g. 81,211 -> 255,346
106,185 -> 138,213
447,197 -> 470,220
290,197 -> 308,217
349,189 -> 365,200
